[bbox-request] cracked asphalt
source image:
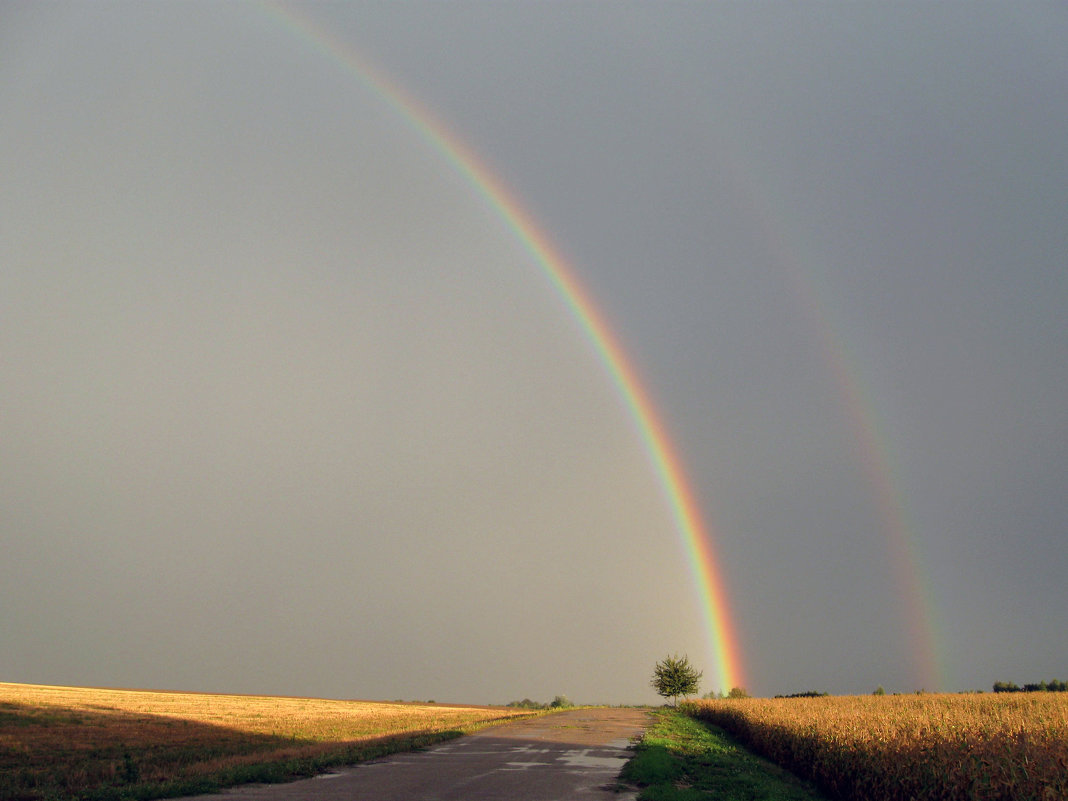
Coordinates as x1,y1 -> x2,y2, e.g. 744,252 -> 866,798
175,707 -> 651,800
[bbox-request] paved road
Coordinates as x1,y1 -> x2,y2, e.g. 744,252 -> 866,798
177,707 -> 651,801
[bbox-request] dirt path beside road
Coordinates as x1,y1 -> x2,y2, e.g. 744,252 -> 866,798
175,707 -> 651,801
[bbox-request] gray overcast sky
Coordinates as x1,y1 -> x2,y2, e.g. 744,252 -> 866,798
2,1 -> 1066,703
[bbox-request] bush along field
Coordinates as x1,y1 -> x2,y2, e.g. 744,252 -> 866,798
0,682 -> 537,801
684,693 -> 1068,801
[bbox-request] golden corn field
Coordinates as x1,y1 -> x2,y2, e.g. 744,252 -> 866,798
685,693 -> 1068,801
0,682 -> 536,801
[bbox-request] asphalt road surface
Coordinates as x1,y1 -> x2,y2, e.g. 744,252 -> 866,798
176,707 -> 651,801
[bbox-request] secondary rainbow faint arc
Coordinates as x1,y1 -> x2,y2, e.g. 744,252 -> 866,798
258,1 -> 745,692
699,119 -> 943,690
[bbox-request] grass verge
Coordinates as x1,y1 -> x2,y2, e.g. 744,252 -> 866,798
620,707 -> 828,801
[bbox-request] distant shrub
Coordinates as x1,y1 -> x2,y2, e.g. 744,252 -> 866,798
773,691 -> 829,699
506,698 -> 544,709
506,696 -> 574,710
993,681 -> 1021,693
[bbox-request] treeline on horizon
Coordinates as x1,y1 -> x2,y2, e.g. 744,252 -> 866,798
506,695 -> 573,710
766,680 -> 1068,698
992,679 -> 1068,693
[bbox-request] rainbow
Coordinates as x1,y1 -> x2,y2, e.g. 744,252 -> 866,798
256,2 -> 746,692
783,253 -> 945,691
714,137 -> 945,691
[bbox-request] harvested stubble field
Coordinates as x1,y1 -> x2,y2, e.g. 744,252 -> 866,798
0,682 -> 537,801
685,693 -> 1068,801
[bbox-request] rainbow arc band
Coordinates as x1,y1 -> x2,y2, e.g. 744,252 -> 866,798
727,142 -> 943,691
259,1 -> 745,693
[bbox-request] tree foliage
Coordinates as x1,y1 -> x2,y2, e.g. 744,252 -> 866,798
651,654 -> 702,705
506,695 -> 574,710
994,679 -> 1068,693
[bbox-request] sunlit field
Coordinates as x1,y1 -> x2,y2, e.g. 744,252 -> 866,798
685,693 -> 1068,801
0,682 -> 536,801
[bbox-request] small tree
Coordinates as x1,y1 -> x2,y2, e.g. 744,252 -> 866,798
651,654 -> 702,705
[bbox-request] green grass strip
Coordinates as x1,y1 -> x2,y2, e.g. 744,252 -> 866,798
620,708 -> 829,801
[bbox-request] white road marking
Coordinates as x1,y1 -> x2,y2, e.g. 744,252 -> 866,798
559,748 -> 630,770
503,761 -> 553,770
